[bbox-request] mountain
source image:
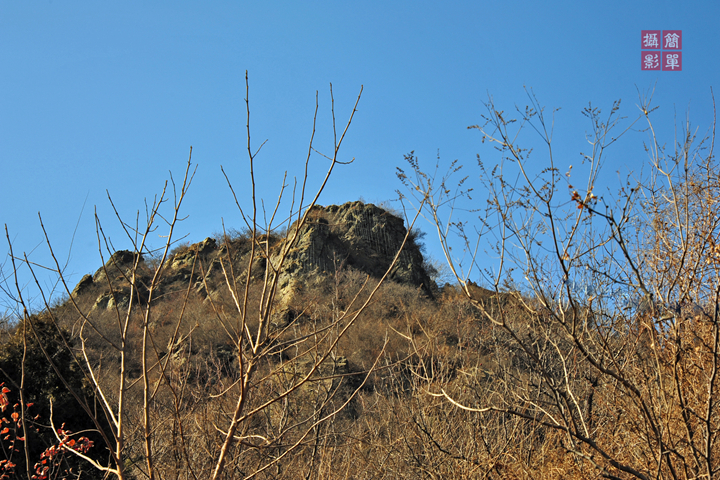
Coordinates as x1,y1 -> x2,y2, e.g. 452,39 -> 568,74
71,201 -> 436,314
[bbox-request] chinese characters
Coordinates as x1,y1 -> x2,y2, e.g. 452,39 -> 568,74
641,30 -> 682,71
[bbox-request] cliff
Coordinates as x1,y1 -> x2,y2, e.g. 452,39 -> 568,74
72,201 -> 435,311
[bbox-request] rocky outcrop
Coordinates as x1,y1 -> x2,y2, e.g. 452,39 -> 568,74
71,274 -> 94,297
170,237 -> 216,271
276,202 -> 433,294
92,289 -> 132,311
92,250 -> 144,284
74,202 -> 436,312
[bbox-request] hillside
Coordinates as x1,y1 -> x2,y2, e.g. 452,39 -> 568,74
72,201 -> 435,315
2,188 -> 719,480
4,201 -> 508,479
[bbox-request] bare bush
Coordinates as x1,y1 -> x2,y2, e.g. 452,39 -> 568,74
2,74 -> 423,480
401,88 -> 720,479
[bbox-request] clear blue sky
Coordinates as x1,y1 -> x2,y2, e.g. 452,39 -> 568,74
1,1 -> 718,308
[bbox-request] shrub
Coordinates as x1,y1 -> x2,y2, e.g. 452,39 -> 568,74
0,316 -> 107,479
401,90 -> 720,479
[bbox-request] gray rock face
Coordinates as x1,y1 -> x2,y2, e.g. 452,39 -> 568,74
91,290 -> 131,312
93,250 -> 143,284
79,202 -> 435,311
72,274 -> 94,297
276,201 -> 434,294
170,238 -> 216,271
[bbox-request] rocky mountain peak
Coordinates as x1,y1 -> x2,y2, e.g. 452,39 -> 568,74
277,201 -> 432,292
73,201 -> 435,311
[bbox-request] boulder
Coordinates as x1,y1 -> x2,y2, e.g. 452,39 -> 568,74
274,201 -> 434,295
72,274 -> 94,297
90,289 -> 133,312
93,250 -> 143,283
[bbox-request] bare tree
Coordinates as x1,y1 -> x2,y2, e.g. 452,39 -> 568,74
400,88 -> 720,479
2,73 -> 423,480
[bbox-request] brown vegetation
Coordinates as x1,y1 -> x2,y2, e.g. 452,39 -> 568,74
399,88 -> 720,479
2,83 -> 719,480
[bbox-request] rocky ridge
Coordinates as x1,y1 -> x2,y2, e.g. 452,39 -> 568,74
72,201 -> 436,311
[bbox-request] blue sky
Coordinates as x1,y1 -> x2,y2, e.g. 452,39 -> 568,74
1,1 -> 718,308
